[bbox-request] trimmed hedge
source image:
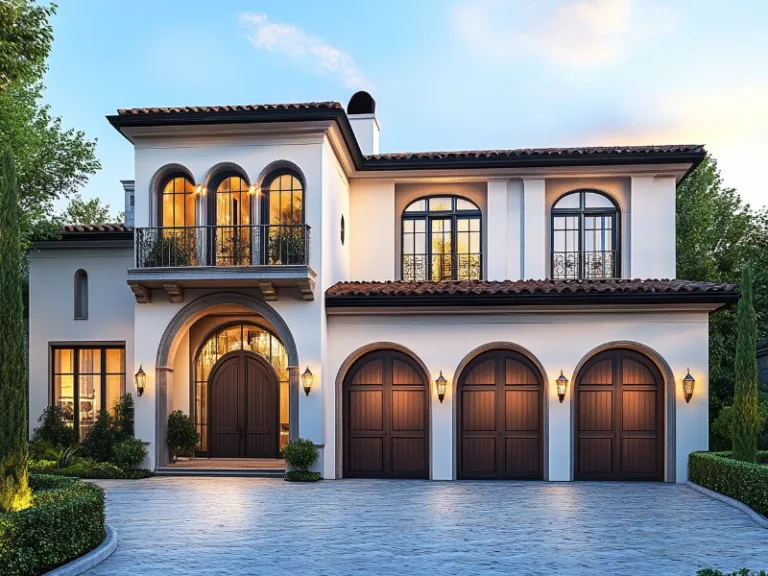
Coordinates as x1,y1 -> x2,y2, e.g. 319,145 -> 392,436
284,471 -> 322,482
30,460 -> 152,480
688,451 -> 768,516
0,474 -> 105,576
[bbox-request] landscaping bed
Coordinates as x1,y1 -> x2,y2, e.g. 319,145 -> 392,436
0,474 -> 105,576
688,451 -> 768,516
30,459 -> 152,480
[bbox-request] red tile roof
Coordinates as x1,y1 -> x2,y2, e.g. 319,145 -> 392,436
62,223 -> 132,233
116,102 -> 342,116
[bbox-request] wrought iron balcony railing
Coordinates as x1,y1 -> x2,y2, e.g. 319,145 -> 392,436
135,224 -> 310,268
552,249 -> 617,280
402,253 -> 482,282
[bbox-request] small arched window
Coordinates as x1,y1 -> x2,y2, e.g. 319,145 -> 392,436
74,269 -> 88,320
160,176 -> 195,228
551,190 -> 619,279
402,196 -> 482,281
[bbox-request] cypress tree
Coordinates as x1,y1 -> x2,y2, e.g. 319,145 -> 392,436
0,148 -> 31,511
732,265 -> 759,462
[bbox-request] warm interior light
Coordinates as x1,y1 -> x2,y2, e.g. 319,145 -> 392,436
435,371 -> 447,403
135,365 -> 147,398
556,370 -> 568,403
301,367 -> 313,396
683,369 -> 695,403
195,185 -> 206,196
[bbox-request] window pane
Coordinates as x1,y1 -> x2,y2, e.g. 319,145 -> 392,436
415,220 -> 425,233
79,374 -> 101,438
162,192 -> 174,227
185,190 -> 196,226
458,219 -> 469,232
553,193 -> 581,210
584,192 -> 614,208
55,348 -> 74,374
79,349 -> 101,374
105,348 -> 124,374
470,218 -> 480,232
54,375 -> 75,422
456,198 -> 478,212
428,197 -> 452,211
405,199 -> 426,212
106,375 -> 124,414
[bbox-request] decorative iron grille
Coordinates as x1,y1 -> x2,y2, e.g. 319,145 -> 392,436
552,250 -> 616,279
402,253 -> 482,282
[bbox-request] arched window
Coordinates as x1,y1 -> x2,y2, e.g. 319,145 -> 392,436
261,171 -> 306,265
402,196 -> 482,281
551,190 -> 619,279
212,175 -> 252,266
74,269 -> 88,320
160,176 -> 195,227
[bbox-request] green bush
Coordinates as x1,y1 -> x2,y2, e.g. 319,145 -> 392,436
112,438 -> 147,471
29,460 -> 151,480
689,451 -> 768,515
284,470 -> 321,482
167,411 -> 198,460
282,438 -> 319,473
113,393 -> 135,441
43,444 -> 82,468
82,410 -> 117,463
0,474 -> 105,576
27,460 -> 56,474
30,405 -> 77,448
143,235 -> 194,268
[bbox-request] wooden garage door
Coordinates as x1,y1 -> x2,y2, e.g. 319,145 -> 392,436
574,349 -> 664,481
458,350 -> 543,479
343,351 -> 429,478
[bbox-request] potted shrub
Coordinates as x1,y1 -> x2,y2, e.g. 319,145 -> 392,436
167,410 -> 198,462
113,438 -> 148,471
282,438 -> 321,482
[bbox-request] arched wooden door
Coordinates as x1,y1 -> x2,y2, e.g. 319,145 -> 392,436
209,351 -> 279,458
574,349 -> 664,481
343,350 -> 429,478
457,350 -> 544,479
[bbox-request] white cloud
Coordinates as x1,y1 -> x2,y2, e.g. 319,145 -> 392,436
451,0 -> 679,68
240,13 -> 372,90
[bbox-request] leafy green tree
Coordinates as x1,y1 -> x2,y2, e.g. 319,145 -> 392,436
0,1 -> 55,90
0,149 -> 32,511
60,194 -> 116,225
732,266 -> 759,462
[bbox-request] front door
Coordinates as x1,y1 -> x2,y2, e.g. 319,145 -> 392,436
209,351 -> 278,458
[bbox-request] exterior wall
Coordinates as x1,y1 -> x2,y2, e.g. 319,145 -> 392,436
327,310 -> 710,482
630,176 -> 676,279
28,247 -> 135,437
349,179 -> 395,280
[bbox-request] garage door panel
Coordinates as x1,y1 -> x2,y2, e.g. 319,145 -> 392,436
578,438 -> 613,474
622,390 -> 656,432
462,437 -> 496,473
391,390 -> 425,431
578,390 -> 613,431
464,359 -> 495,385
621,438 -> 657,473
505,438 -> 540,474
505,359 -> 536,385
349,390 -> 383,431
391,437 -> 426,473
352,359 -> 383,385
505,390 -> 540,431
348,437 -> 383,472
463,390 -> 495,431
580,359 -> 613,385
622,358 -> 655,385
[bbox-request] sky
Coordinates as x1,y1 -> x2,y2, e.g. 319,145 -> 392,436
43,0 -> 768,216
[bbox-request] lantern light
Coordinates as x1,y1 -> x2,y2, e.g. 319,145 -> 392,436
302,367 -> 313,396
683,369 -> 695,403
556,370 -> 568,403
435,371 -> 447,403
135,365 -> 146,398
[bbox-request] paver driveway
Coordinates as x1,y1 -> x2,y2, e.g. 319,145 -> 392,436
85,478 -> 767,576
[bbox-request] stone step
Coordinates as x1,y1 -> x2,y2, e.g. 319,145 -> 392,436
155,467 -> 286,478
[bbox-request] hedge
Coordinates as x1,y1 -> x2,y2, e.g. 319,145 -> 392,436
30,460 -> 152,480
0,474 -> 105,576
689,451 -> 768,516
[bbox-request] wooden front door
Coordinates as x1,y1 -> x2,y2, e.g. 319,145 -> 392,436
458,350 -> 543,479
343,351 -> 429,478
209,351 -> 278,458
574,349 -> 664,481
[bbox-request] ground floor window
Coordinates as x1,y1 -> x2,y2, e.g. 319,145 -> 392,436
51,345 -> 125,439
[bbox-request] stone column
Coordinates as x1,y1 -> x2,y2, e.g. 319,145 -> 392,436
155,366 -> 173,468
288,366 -> 299,442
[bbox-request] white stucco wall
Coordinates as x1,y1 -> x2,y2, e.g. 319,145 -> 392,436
28,247 -> 135,437
631,176 -> 677,279
327,309 -> 709,482
348,179 -> 396,281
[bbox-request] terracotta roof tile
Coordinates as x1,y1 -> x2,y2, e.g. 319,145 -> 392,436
62,223 -> 133,233
116,102 -> 342,116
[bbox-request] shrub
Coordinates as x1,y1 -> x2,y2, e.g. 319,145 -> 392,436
284,470 -> 321,482
167,411 -> 198,460
27,460 -> 57,474
0,454 -> 31,513
689,451 -> 768,516
28,460 -> 151,480
113,393 -> 135,441
712,403 -> 768,451
0,474 -> 105,576
732,266 -> 759,462
113,438 -> 147,471
43,444 -> 82,468
143,235 -> 193,268
31,405 -> 77,448
82,410 -> 117,463
282,438 -> 319,472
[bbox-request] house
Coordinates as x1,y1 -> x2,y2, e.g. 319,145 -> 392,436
27,91 -> 738,481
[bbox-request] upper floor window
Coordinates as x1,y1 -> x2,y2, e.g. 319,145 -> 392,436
264,172 -> 304,225
161,176 -> 195,227
74,269 -> 88,320
551,190 -> 619,280
402,196 -> 482,282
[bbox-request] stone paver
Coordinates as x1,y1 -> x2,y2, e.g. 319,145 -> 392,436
84,478 -> 767,576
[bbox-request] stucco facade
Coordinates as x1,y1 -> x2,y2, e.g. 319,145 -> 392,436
27,92 -> 735,483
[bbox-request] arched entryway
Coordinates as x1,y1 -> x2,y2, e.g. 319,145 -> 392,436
457,349 -> 544,479
574,348 -> 664,481
209,351 -> 279,458
342,350 -> 429,478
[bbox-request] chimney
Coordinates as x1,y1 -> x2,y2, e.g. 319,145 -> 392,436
346,91 -> 379,155
121,180 -> 135,227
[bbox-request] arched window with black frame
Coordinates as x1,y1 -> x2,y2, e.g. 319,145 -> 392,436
551,190 -> 619,279
159,175 -> 196,228
210,174 -> 252,266
402,196 -> 482,282
144,174 -> 198,268
261,170 -> 306,265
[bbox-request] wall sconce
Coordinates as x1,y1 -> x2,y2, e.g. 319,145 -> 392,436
683,369 -> 695,403
248,185 -> 258,196
135,365 -> 146,397
435,371 -> 447,403
301,367 -> 313,396
556,370 -> 568,403
195,185 -> 206,196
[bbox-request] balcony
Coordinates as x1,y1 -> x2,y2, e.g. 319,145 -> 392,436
402,253 -> 482,282
552,249 -> 617,280
127,224 -> 315,303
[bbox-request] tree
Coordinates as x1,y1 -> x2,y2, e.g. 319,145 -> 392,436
60,194 -> 116,225
732,266 -> 760,462
0,1 -> 55,90
0,149 -> 32,511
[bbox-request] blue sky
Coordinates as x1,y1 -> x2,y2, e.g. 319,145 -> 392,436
43,0 -> 768,215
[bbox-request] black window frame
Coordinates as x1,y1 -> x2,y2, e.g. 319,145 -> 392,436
550,190 -> 620,280
401,195 -> 483,282
49,344 -> 126,440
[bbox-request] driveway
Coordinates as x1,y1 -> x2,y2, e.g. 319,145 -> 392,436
84,478 -> 766,576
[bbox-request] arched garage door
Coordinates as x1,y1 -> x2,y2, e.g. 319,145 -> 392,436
574,349 -> 664,481
343,350 -> 429,478
457,350 -> 544,479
